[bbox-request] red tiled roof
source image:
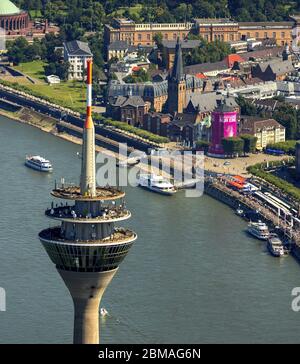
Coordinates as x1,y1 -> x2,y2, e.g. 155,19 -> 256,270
195,72 -> 207,79
226,54 -> 245,68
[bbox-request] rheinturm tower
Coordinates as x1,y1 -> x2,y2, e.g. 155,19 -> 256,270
167,37 -> 186,114
39,60 -> 137,344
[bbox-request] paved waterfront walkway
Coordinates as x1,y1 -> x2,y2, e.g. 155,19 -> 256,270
204,154 -> 290,177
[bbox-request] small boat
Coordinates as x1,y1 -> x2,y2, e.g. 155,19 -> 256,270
100,307 -> 108,317
267,233 -> 285,257
235,208 -> 244,216
174,178 -> 202,189
117,157 -> 140,168
25,155 -> 53,172
138,174 -> 176,196
247,221 -> 269,240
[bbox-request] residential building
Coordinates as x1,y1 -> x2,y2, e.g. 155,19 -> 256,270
107,40 -> 129,60
63,40 -> 93,80
252,59 -> 294,81
239,116 -> 285,150
184,54 -> 245,78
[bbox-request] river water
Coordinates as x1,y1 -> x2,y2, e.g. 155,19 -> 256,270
0,115 -> 300,343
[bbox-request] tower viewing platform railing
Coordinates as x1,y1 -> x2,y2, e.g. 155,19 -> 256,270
39,226 -> 137,245
45,206 -> 131,223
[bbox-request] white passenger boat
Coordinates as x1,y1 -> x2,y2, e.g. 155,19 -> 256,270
247,221 -> 269,240
267,233 -> 285,257
138,174 -> 176,195
25,155 -> 53,172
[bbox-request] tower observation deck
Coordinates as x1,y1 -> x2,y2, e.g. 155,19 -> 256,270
39,60 -> 137,344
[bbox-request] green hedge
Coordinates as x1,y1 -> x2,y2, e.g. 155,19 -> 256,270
0,79 -> 52,102
266,140 -> 297,154
247,159 -> 300,201
94,116 -> 169,144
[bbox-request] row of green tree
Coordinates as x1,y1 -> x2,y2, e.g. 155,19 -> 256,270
93,115 -> 170,144
196,134 -> 258,155
222,135 -> 258,157
184,39 -> 232,66
14,1 -> 299,28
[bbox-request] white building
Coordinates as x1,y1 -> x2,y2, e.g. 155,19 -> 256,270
63,40 -> 93,80
46,74 -> 60,84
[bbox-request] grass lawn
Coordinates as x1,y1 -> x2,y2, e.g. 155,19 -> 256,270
10,61 -> 87,112
110,4 -> 143,19
28,82 -> 87,112
14,60 -> 47,82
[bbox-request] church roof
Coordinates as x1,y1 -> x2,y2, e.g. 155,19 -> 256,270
170,38 -> 184,82
186,92 -> 238,113
0,0 -> 21,16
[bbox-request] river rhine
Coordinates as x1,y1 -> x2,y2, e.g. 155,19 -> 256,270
0,115 -> 300,343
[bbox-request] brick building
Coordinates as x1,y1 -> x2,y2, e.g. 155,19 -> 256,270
104,18 -> 193,48
104,17 -> 299,52
238,21 -> 294,46
0,0 -> 59,41
194,18 -> 239,42
142,112 -> 171,137
107,96 -> 151,127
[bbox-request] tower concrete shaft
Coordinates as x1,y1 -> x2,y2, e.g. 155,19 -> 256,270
80,59 -> 96,197
58,268 -> 118,344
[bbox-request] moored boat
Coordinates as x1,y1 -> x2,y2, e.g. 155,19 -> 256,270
267,233 -> 285,257
247,221 -> 269,240
25,155 -> 53,172
138,174 -> 176,195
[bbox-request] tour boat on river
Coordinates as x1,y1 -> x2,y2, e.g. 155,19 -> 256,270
25,155 -> 53,172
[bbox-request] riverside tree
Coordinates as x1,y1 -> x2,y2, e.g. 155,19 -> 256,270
240,134 -> 258,155
222,137 -> 244,157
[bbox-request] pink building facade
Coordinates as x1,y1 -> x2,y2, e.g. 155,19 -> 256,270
209,104 -> 237,156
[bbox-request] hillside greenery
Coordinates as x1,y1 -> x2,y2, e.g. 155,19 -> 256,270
14,1 -> 300,27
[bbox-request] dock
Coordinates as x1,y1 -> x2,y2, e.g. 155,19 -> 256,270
204,177 -> 300,248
